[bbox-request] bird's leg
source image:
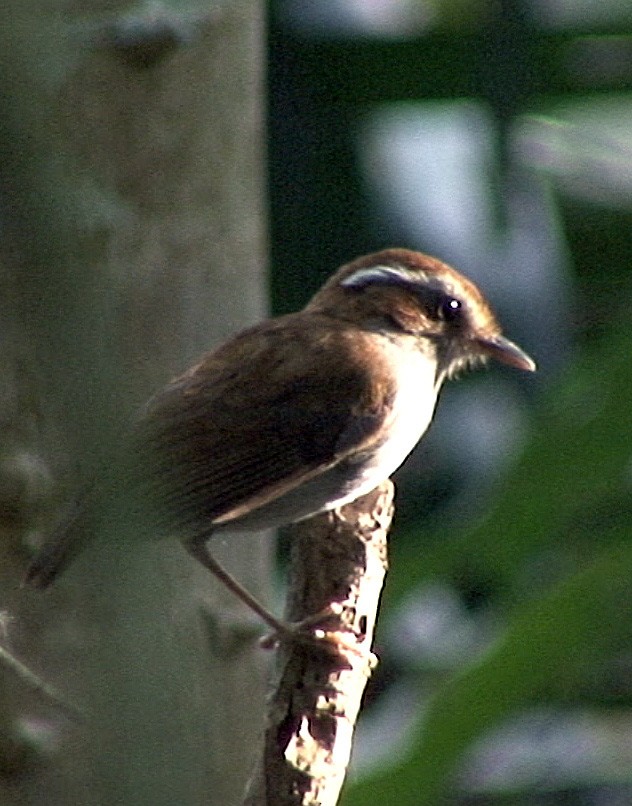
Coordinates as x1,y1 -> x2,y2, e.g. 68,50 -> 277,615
184,535 -> 287,634
184,535 -> 357,657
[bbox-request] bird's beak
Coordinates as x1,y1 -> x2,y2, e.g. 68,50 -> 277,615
477,335 -> 536,372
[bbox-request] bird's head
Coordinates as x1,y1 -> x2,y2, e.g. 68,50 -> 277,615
306,248 -> 536,382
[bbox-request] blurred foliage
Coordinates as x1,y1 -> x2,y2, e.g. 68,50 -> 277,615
269,0 -> 632,803
345,326 -> 632,805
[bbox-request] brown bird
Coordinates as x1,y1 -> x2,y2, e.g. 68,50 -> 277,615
26,249 -> 535,635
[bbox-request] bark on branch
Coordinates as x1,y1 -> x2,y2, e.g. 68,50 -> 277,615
245,480 -> 395,806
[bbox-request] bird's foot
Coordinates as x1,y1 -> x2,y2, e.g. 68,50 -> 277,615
259,602 -> 377,669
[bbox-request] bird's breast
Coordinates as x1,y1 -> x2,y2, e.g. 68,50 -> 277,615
216,344 -> 439,532
344,343 -> 439,498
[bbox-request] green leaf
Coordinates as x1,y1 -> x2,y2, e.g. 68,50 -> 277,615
345,542 -> 632,806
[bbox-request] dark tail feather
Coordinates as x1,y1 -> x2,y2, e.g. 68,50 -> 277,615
23,489 -> 94,590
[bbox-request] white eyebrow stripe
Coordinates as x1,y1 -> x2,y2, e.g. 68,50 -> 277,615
340,264 -> 416,289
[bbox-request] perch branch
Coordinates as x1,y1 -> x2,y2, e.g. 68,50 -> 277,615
244,480 -> 394,806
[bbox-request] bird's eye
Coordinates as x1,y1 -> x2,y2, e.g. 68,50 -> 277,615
438,296 -> 463,323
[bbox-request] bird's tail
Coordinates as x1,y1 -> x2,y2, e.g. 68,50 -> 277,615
23,489 -> 95,590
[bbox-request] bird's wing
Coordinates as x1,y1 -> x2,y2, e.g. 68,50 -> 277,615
140,314 -> 396,531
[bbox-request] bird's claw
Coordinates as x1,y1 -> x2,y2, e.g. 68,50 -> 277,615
259,602 -> 377,669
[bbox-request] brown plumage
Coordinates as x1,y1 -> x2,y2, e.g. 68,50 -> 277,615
140,315 -> 399,532
25,249 -> 535,607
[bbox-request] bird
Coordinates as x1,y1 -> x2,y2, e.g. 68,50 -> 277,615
25,248 -> 535,638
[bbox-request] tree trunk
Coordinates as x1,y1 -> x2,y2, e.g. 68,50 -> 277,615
0,2 -> 268,804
